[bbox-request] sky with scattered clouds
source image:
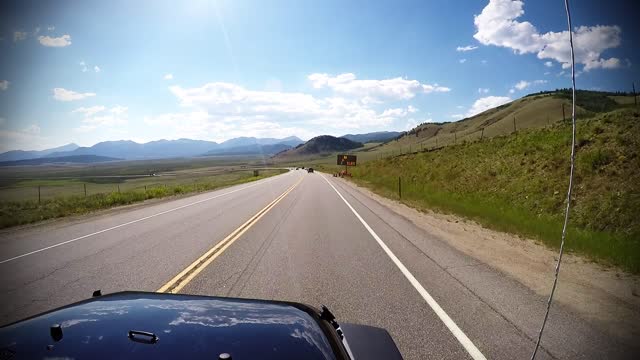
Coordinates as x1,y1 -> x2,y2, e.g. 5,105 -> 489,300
0,0 -> 637,151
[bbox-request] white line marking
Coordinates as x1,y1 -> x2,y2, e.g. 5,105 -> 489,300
0,174 -> 289,265
321,175 -> 487,360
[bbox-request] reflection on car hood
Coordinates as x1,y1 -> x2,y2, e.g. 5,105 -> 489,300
0,291 -> 338,360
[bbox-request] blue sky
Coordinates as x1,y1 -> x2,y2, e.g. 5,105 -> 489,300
0,0 -> 637,151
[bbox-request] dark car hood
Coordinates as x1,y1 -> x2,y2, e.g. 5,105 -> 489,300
0,291 -> 340,359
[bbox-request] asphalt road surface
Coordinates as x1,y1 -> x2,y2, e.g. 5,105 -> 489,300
0,170 -> 636,359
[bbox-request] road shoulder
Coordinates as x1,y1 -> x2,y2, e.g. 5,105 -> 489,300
334,176 -> 640,350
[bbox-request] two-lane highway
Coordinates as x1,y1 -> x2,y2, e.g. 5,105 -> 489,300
0,170 -> 636,359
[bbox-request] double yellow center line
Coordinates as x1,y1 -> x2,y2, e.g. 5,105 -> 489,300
157,176 -> 304,293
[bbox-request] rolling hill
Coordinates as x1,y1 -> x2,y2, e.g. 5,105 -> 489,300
341,106 -> 640,273
274,135 -> 363,158
341,131 -> 402,143
376,90 -> 634,155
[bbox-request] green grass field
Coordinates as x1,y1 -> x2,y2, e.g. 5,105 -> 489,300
0,154 -> 275,201
0,166 -> 287,229
318,108 -> 640,273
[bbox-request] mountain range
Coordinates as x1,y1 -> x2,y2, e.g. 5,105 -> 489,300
0,132 -> 398,163
0,155 -> 122,167
0,136 -> 306,163
0,143 -> 80,162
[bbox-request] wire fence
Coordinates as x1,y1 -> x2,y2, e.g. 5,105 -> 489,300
0,182 -> 175,203
0,169 -> 276,204
367,107 -> 575,161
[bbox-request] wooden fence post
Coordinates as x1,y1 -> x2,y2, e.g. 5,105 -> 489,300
480,128 -> 484,141
398,176 -> 402,199
84,183 -> 87,197
38,185 -> 41,204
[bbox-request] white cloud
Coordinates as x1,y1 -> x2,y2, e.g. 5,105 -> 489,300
481,59 -> 488,64
110,105 -> 128,115
451,114 -> 464,119
405,118 -> 422,131
466,96 -> 511,117
307,73 -> 449,102
544,61 -> 553,67
143,112 -> 314,141
0,80 -> 9,91
80,61 -> 101,73
47,26 -> 55,31
459,59 -> 467,64
164,73 -> 174,80
510,79 -> 547,92
474,0 -> 622,71
23,124 -> 41,134
53,88 -> 96,101
0,129 -> 50,152
514,80 -> 529,90
421,83 -> 451,94
478,88 -> 490,94
456,45 -> 478,52
13,31 -> 28,42
380,107 -> 412,118
74,106 -> 128,133
38,34 -> 72,47
159,80 -> 421,138
72,106 -> 106,117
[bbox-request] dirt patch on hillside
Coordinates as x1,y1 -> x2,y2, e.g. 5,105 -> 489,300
341,178 -> 640,345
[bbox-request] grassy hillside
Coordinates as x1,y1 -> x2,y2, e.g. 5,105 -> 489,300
277,91 -> 637,167
275,135 -> 363,159
323,108 -> 640,272
0,169 -> 287,229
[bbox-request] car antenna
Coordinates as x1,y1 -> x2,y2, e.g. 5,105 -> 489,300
530,0 -> 578,358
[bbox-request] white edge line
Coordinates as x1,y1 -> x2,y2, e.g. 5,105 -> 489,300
321,175 -> 487,360
0,173 -> 290,265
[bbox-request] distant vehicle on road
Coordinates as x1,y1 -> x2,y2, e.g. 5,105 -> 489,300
307,168 -> 314,173
0,291 -> 403,360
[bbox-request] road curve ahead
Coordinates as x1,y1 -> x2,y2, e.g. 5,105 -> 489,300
0,170 -> 636,359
